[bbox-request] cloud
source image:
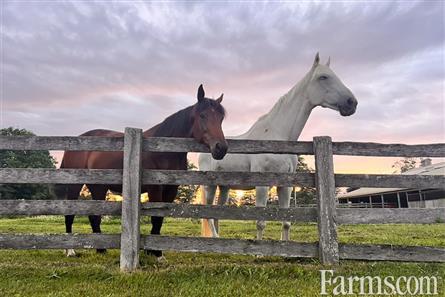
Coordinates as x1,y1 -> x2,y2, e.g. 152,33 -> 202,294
2,0 -> 444,148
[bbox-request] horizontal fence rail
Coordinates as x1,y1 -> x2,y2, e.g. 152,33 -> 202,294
0,233 -> 443,262
1,136 -> 444,157
0,234 -> 120,250
0,200 -> 122,216
143,170 -> 315,187
0,136 -> 314,155
0,233 -> 319,258
0,136 -> 125,151
1,168 -> 443,189
336,208 -> 445,224
145,238 -> 445,262
0,168 -> 123,184
0,201 -> 443,225
141,203 -> 318,222
331,142 -> 445,157
143,138 -> 316,155
334,173 -> 444,188
142,236 -> 318,258
339,244 -> 445,262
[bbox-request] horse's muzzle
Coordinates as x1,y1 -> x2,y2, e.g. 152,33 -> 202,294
211,142 -> 228,160
339,97 -> 358,116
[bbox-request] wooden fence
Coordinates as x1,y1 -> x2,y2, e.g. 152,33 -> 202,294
0,128 -> 444,271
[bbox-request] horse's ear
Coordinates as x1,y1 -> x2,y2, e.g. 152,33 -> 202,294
326,56 -> 331,67
216,93 -> 223,104
313,52 -> 320,68
197,84 -> 205,102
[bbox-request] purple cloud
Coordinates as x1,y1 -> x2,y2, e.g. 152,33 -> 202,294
1,0 -> 443,149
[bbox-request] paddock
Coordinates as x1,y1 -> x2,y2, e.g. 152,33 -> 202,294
0,128 -> 444,272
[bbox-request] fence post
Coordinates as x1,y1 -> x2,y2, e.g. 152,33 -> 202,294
313,136 -> 339,264
120,127 -> 143,272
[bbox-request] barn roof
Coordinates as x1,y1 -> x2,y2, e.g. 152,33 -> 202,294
337,161 -> 445,199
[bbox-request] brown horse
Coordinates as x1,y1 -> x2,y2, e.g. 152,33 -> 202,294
57,85 -> 227,259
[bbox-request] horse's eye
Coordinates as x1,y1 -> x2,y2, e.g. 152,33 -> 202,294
319,75 -> 328,81
199,113 -> 206,119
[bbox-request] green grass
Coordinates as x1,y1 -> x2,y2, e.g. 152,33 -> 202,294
0,216 -> 444,296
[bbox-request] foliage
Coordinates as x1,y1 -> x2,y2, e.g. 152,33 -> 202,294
292,156 -> 316,205
175,161 -> 198,203
392,157 -> 418,173
296,155 -> 312,173
0,127 -> 57,200
229,189 -> 256,206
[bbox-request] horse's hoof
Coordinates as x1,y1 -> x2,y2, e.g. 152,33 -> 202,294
157,256 -> 167,263
145,249 -> 163,258
65,249 -> 76,257
255,254 -> 264,258
96,249 -> 107,254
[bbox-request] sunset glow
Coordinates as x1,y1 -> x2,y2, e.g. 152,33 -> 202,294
235,190 -> 244,200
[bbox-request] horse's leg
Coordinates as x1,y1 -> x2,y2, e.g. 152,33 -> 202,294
148,216 -> 164,260
277,186 -> 292,241
214,186 -> 229,235
201,185 -> 218,237
144,186 -> 164,259
63,184 -> 82,257
148,185 -> 177,261
255,186 -> 269,240
87,185 -> 108,253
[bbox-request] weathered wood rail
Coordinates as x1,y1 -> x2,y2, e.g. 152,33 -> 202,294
0,233 -> 443,262
1,135 -> 444,156
0,201 -> 443,224
1,168 -> 442,188
0,130 -> 444,271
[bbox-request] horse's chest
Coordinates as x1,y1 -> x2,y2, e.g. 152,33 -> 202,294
214,154 -> 250,172
143,152 -> 187,170
251,154 -> 295,173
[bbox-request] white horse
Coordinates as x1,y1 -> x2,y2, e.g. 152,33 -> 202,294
199,53 -> 358,240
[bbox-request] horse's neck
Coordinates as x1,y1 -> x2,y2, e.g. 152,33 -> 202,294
236,77 -> 314,141
142,107 -> 191,165
143,106 -> 194,138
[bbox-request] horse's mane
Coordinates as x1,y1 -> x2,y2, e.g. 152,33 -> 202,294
147,106 -> 195,138
146,98 -> 225,138
239,88 -> 298,137
238,69 -> 313,138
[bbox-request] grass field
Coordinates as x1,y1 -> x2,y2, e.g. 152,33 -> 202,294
0,216 -> 443,296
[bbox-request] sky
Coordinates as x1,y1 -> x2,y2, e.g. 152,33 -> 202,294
1,1 -> 444,173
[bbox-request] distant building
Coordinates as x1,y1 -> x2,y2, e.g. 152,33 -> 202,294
337,159 -> 445,208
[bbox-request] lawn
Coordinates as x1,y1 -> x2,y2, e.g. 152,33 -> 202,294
0,216 -> 443,296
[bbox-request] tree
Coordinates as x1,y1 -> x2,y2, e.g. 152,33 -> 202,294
290,156 -> 316,205
175,160 -> 199,203
0,127 -> 57,199
392,157 -> 418,173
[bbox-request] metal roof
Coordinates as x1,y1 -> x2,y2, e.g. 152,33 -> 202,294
337,162 -> 445,199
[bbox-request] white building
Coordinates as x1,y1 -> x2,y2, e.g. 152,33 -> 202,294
337,159 -> 445,208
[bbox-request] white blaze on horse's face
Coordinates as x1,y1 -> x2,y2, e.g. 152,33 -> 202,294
306,53 -> 358,116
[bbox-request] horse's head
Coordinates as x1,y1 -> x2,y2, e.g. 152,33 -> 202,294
192,84 -> 228,160
306,53 -> 358,116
